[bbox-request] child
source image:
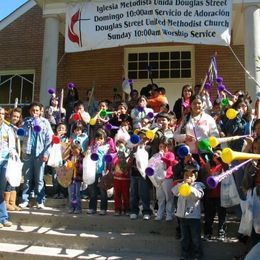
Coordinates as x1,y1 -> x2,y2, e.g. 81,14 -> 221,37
87,128 -> 115,215
69,100 -> 90,135
70,123 -> 88,153
50,123 -> 69,199
172,166 -> 205,260
67,142 -> 84,214
113,139 -> 131,216
242,137 -> 260,247
202,150 -> 228,241
154,137 -> 177,221
129,128 -> 153,220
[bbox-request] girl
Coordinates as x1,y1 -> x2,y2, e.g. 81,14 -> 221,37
67,142 -> 84,214
113,138 -> 131,216
87,128 -> 115,215
131,95 -> 154,130
49,123 -> 69,199
45,95 -> 66,131
203,150 -> 229,241
154,137 -> 177,221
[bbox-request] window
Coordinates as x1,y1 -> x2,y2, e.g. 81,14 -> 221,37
0,73 -> 34,107
127,49 -> 192,80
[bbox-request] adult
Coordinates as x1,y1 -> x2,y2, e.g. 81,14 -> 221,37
173,84 -> 193,124
0,107 -> 16,228
147,87 -> 168,113
19,102 -> 53,209
64,85 -> 79,125
45,95 -> 66,131
174,95 -> 219,164
4,107 -> 23,211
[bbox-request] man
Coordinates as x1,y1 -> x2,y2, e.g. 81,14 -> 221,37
19,102 -> 53,209
0,107 -> 15,227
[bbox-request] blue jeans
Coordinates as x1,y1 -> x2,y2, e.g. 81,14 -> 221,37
130,175 -> 152,216
21,154 -> 45,204
180,218 -> 203,258
0,160 -> 9,224
88,175 -> 107,211
68,181 -> 82,211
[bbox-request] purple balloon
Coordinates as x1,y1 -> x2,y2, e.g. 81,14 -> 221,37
216,77 -> 223,84
137,106 -> 144,112
48,88 -> 55,95
204,83 -> 211,91
90,153 -> 99,161
67,82 -> 75,89
218,85 -> 225,92
145,167 -> 154,176
147,112 -> 154,119
33,125 -> 41,133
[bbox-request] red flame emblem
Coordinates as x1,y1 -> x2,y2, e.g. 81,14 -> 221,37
68,10 -> 81,46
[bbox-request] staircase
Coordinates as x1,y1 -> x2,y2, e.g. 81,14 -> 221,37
0,197 -> 248,260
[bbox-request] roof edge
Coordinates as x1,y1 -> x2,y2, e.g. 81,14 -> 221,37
0,0 -> 37,31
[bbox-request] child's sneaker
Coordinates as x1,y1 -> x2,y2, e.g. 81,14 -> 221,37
155,216 -> 163,221
143,214 -> 151,220
130,213 -> 138,220
74,209 -> 82,214
86,209 -> 96,214
114,211 -> 121,216
99,210 -> 107,215
68,208 -> 74,214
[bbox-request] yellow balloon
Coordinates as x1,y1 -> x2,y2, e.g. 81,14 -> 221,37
89,118 -> 97,126
146,130 -> 155,139
178,183 -> 191,197
208,136 -> 218,148
226,108 -> 238,120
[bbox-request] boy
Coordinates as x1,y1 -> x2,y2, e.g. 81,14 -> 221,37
172,165 -> 205,260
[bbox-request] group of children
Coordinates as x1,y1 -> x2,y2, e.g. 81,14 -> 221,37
2,83 -> 260,260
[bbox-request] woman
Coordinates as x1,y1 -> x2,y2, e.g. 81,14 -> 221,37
174,95 -> 219,164
64,86 -> 79,125
45,95 -> 66,130
131,95 -> 154,130
173,84 -> 193,124
4,108 -> 23,211
0,107 -> 16,227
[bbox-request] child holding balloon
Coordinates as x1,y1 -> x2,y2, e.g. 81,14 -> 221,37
154,137 -> 177,221
86,128 -> 115,215
172,165 -> 205,260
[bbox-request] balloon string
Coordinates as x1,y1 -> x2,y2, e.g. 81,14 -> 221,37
228,45 -> 260,89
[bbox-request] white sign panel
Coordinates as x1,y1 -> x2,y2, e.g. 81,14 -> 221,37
65,0 -> 232,53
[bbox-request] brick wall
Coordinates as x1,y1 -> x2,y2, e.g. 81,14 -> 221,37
0,5 -> 245,105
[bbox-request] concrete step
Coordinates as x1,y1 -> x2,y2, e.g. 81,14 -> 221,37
0,242 -> 174,259
28,197 -> 116,210
1,208 -> 248,260
8,208 -> 176,236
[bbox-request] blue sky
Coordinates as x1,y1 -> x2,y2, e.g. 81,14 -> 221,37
0,0 -> 28,21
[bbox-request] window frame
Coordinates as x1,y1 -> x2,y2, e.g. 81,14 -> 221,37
0,70 -> 35,107
124,45 -> 195,84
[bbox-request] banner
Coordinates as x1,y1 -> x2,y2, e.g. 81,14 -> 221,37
65,0 -> 232,53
